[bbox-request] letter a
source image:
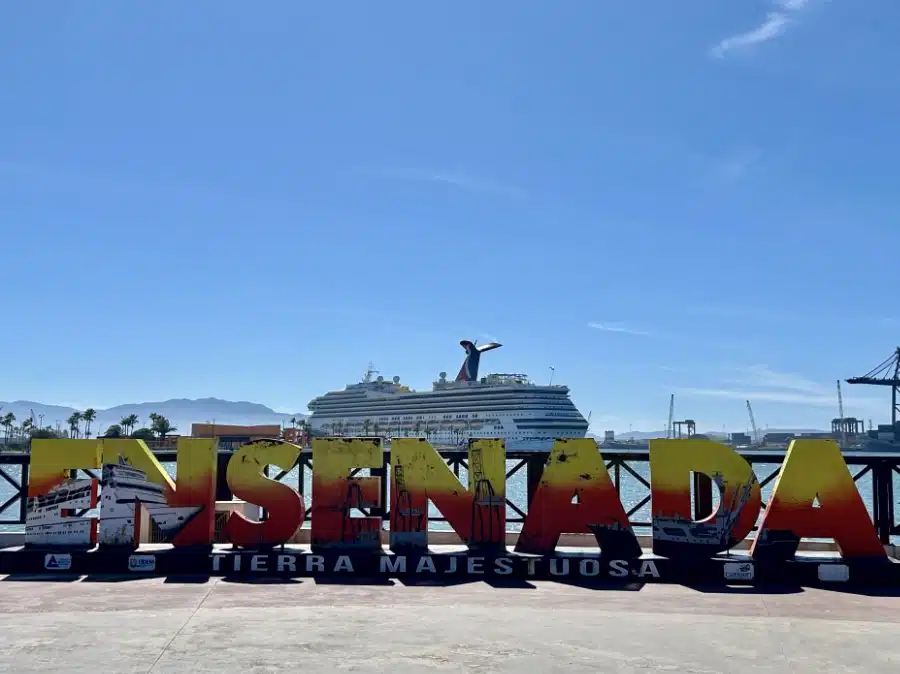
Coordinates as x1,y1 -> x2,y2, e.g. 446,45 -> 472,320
751,439 -> 885,561
515,439 -> 640,558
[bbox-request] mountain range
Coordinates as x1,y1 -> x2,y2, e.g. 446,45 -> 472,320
0,398 -> 307,435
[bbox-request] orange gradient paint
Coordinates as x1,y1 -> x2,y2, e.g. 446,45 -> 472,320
28,439 -> 102,496
224,439 -> 304,548
515,439 -> 639,557
168,438 -> 217,546
101,437 -> 217,547
311,438 -> 383,551
649,439 -> 761,558
751,439 -> 886,560
390,438 -> 506,552
28,438 -> 217,547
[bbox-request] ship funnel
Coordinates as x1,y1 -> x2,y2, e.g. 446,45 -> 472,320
455,340 -> 502,382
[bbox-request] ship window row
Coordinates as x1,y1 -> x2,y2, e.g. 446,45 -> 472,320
312,395 -> 577,407
310,408 -> 579,419
309,402 -> 577,414
311,412 -> 584,424
311,393 -> 576,407
515,423 -> 590,430
312,390 -> 573,404
324,387 -> 528,396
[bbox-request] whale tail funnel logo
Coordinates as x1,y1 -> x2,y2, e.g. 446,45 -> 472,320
456,340 -> 502,382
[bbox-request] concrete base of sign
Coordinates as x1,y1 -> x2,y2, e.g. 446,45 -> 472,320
1,544 -> 897,587
2,531 -> 895,557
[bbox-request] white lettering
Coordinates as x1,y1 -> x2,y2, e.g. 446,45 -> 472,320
525,558 -> 539,576
306,555 -> 324,572
210,554 -> 224,572
251,554 -> 268,572
550,558 -> 570,576
415,556 -> 436,573
233,555 -> 241,572
467,557 -> 484,574
334,555 -> 354,573
637,560 -> 660,579
608,560 -> 629,578
277,555 -> 296,572
445,556 -> 458,573
494,557 -> 513,575
380,555 -> 407,574
579,559 -> 600,577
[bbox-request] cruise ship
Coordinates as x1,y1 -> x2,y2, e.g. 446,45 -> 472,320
306,340 -> 590,451
25,478 -> 99,547
98,460 -> 202,546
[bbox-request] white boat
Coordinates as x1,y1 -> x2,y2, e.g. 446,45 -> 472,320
25,479 -> 98,547
651,472 -> 756,548
99,460 -> 201,545
307,340 -> 590,452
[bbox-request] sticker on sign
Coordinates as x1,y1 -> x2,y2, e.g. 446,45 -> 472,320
44,554 -> 72,571
128,555 -> 157,572
723,562 -> 754,582
817,564 -> 850,583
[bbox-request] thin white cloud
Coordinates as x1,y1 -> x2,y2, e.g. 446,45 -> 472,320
710,12 -> 792,59
710,0 -> 812,59
776,0 -> 809,9
677,364 -> 887,415
678,386 -> 836,406
587,322 -> 651,337
364,168 -> 525,198
733,364 -> 826,395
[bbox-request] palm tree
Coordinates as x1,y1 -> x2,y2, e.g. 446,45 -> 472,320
120,414 -> 139,436
67,412 -> 82,438
150,414 -> 176,441
1,412 -> 14,444
290,416 -> 297,429
21,419 -> 33,437
82,408 -> 97,438
103,424 -> 123,438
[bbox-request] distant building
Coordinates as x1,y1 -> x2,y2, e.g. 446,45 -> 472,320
762,432 -> 796,445
797,432 -> 833,440
604,430 -> 615,443
731,432 -> 752,446
190,423 -> 282,451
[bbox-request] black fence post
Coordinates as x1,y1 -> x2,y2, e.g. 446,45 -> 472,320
873,460 -> 895,545
215,452 -> 233,501
371,449 -> 389,524
692,473 -> 714,521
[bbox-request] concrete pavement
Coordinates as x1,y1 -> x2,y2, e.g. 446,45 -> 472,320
0,575 -> 898,672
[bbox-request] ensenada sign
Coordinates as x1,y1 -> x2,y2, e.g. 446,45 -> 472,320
20,436 -> 889,577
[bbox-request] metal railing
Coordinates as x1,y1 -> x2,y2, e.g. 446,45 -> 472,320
2,448 -> 898,544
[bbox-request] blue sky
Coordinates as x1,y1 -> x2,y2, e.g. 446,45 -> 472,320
2,0 -> 898,433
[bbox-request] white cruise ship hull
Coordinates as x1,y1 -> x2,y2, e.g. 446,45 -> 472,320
307,341 -> 590,452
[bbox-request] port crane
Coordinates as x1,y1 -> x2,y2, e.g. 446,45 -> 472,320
746,400 -> 760,445
846,347 -> 900,428
836,380 -> 847,447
